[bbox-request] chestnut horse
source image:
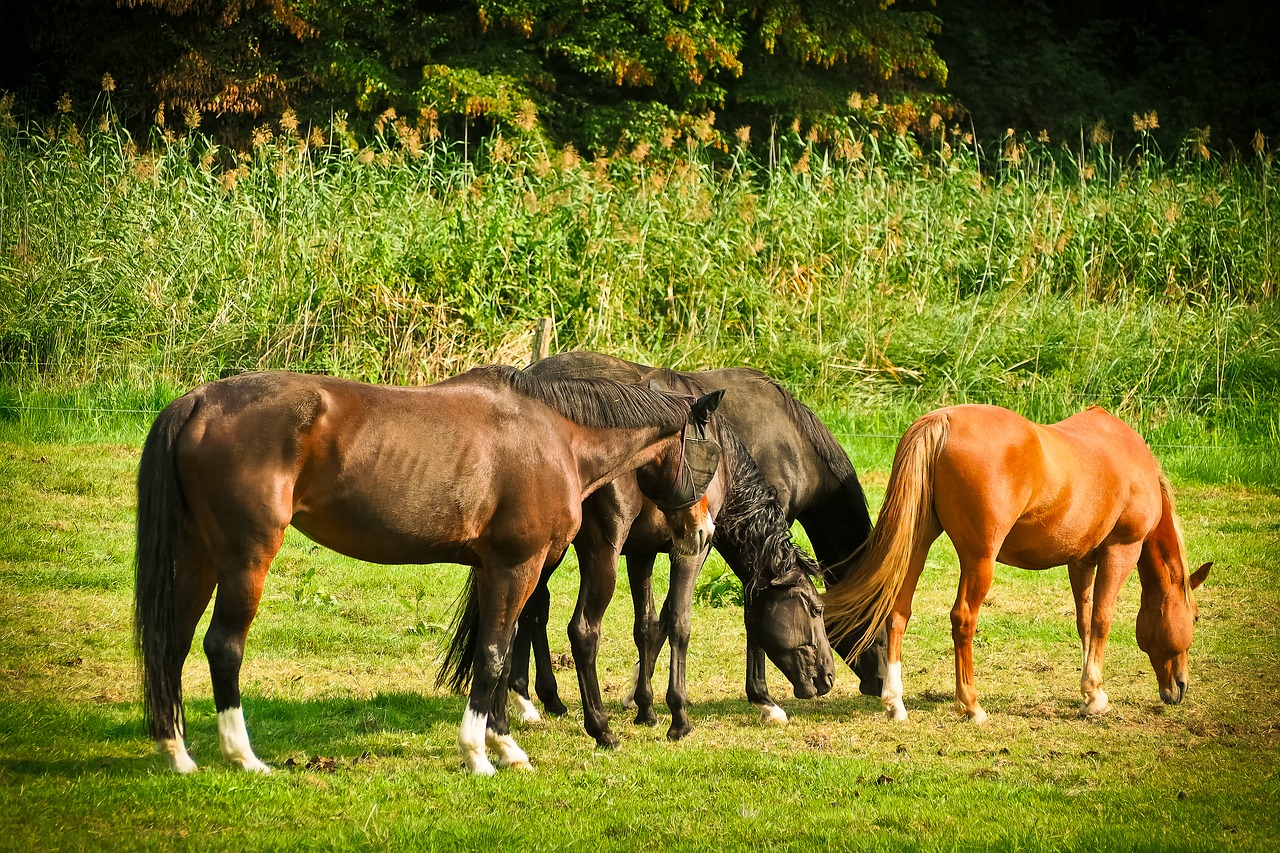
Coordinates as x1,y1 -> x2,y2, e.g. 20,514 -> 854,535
824,404 -> 1211,723
502,351 -> 883,738
135,366 -> 723,775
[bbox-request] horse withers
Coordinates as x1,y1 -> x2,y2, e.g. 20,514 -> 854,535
134,366 -> 724,775
824,404 -> 1211,723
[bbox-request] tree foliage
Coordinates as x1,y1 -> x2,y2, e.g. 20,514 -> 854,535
2,0 -> 947,149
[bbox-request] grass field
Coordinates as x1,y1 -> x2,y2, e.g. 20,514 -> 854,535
1,429 -> 1277,851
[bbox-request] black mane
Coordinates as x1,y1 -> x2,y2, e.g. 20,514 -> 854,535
712,425 -> 820,597
465,364 -> 691,432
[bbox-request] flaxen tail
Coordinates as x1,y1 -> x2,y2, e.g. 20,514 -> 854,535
134,393 -> 198,740
822,411 -> 951,658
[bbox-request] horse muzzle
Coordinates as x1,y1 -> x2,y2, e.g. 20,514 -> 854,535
1160,678 -> 1188,705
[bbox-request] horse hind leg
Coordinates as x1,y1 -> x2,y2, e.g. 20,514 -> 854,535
461,553 -> 546,775
881,536 -> 936,722
154,544 -> 218,773
203,539 -> 280,773
951,552 -> 997,724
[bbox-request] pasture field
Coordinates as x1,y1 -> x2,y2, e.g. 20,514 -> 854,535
1,429 -> 1277,852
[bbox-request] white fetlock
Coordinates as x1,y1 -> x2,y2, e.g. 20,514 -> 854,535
461,749 -> 497,776
883,661 -> 907,721
486,731 -> 532,771
458,707 -> 495,776
157,738 -> 198,774
757,704 -> 788,725
622,663 -> 640,710
511,693 -> 542,725
1081,689 -> 1111,717
218,707 -> 271,773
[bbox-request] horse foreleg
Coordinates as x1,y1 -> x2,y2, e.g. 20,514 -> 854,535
951,553 -> 996,724
662,549 -> 707,741
624,553 -> 662,725
1078,546 -> 1139,717
744,637 -> 786,725
567,545 -> 622,748
1067,561 -> 1100,712
462,555 -> 545,774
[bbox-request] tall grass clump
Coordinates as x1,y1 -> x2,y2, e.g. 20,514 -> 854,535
1,100 -> 1276,482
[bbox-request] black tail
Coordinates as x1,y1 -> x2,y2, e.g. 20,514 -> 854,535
134,393 -> 198,739
437,573 -> 480,693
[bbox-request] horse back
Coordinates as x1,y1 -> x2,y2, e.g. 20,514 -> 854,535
933,405 -> 1163,568
173,371 -> 581,565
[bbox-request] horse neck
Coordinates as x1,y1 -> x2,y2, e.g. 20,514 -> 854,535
570,423 -> 679,499
715,453 -> 809,588
799,494 -> 873,583
1136,490 -> 1188,603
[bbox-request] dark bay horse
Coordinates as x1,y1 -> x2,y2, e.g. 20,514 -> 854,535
134,366 -> 724,775
824,404 -> 1211,723
502,351 -> 883,736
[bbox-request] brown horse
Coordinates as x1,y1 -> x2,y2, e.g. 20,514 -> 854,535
134,366 -> 723,775
824,404 -> 1211,723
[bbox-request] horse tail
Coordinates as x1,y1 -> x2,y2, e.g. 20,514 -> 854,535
822,411 -> 951,658
437,573 -> 480,693
134,392 -> 198,740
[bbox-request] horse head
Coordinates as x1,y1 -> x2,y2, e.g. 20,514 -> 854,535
638,388 -> 725,556
746,567 -> 836,699
1137,560 -> 1211,705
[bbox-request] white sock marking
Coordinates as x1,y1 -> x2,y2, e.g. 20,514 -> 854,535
218,707 -> 271,773
756,703 -> 788,725
486,729 -> 532,770
511,692 -> 542,724
883,661 -> 908,721
157,737 -> 198,774
458,707 -> 495,776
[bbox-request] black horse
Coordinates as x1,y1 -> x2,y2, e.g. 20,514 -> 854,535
438,368 -> 838,745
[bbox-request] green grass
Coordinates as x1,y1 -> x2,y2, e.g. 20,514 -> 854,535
1,436 -> 1277,851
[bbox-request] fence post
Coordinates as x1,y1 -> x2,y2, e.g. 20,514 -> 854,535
531,317 -> 553,364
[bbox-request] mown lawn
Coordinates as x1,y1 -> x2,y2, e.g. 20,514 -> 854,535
1,438 -> 1277,851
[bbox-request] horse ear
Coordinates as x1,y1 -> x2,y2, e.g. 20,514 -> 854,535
1190,562 -> 1212,590
770,568 -> 805,587
690,389 -> 725,425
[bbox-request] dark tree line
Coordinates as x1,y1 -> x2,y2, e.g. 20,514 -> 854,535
2,1 -> 1276,153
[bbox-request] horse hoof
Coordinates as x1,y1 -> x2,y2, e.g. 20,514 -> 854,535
633,708 -> 658,727
621,692 -> 638,711
666,725 -> 692,742
594,732 -> 621,750
543,700 -> 569,718
512,694 -> 542,725
1081,691 -> 1111,717
966,708 -> 988,725
504,759 -> 534,772
463,757 -> 497,777
885,706 -> 908,722
239,758 -> 272,774
758,705 -> 788,725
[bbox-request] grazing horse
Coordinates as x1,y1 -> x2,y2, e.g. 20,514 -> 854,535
134,366 -> 724,775
439,405 -> 837,745
824,404 -> 1212,723
503,351 -> 883,734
